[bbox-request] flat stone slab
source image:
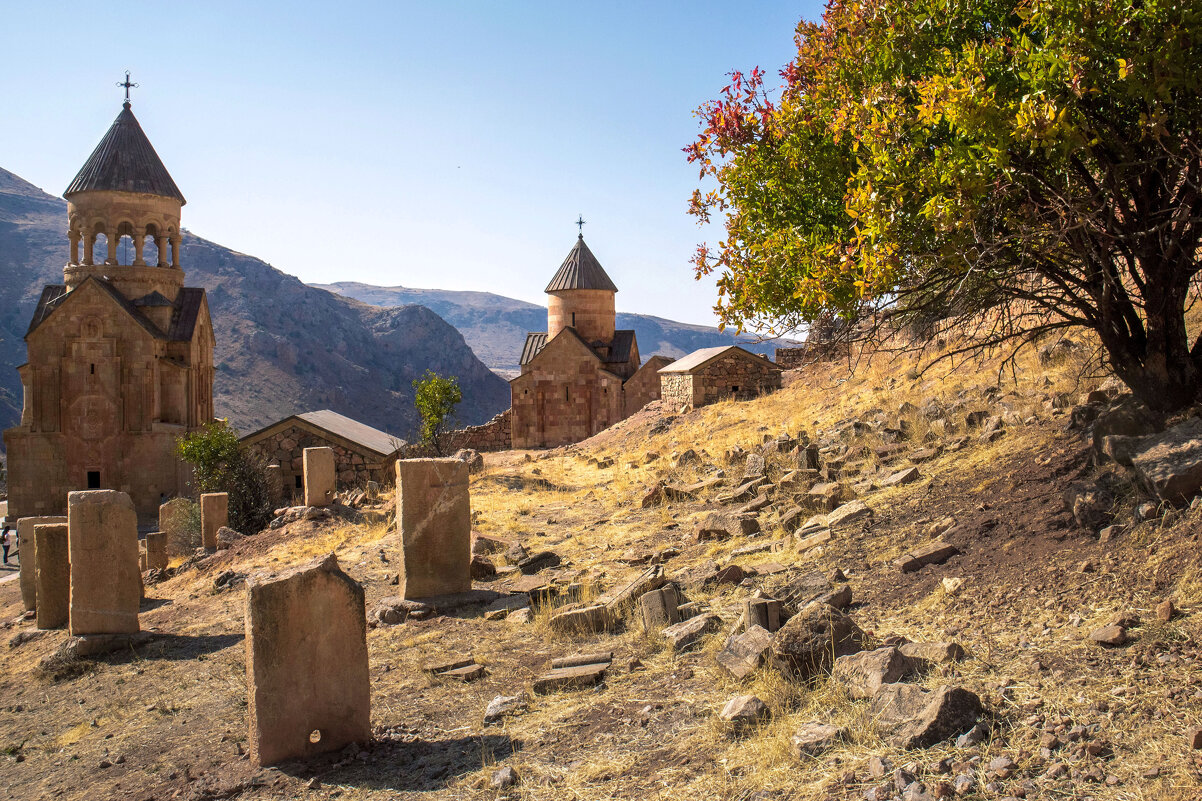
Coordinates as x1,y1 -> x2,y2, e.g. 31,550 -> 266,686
1131,418 -> 1202,504
826,501 -> 872,528
533,662 -> 608,693
422,657 -> 476,674
552,652 -> 613,670
549,604 -> 612,634
716,625 -> 775,680
439,664 -> 486,681
896,541 -> 960,573
662,613 -> 721,652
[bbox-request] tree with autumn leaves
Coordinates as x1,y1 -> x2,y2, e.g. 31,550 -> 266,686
688,0 -> 1202,413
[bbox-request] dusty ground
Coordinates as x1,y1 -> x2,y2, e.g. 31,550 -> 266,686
1,342 -> 1201,801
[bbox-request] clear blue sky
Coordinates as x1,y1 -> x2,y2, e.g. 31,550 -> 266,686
4,2 -> 823,328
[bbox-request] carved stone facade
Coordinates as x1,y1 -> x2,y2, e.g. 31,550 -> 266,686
510,235 -> 664,449
4,98 -> 213,524
658,346 -> 782,411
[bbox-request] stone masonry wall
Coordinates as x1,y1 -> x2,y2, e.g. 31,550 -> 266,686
243,424 -> 390,498
397,410 -> 512,459
661,374 -> 694,412
696,352 -> 782,407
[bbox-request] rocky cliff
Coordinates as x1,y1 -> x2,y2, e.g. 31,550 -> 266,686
0,167 -> 510,440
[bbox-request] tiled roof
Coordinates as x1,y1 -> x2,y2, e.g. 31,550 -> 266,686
657,345 -> 781,375
520,332 -> 548,366
544,235 -> 618,293
64,104 -> 185,203
27,279 -> 206,342
603,330 -> 636,364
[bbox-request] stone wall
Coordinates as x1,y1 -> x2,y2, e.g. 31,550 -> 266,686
396,410 -> 512,460
660,374 -> 694,413
624,355 -> 672,417
695,352 -> 781,407
775,342 -> 848,369
242,423 -> 391,498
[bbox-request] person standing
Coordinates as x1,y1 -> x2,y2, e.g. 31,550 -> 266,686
1,524 -> 11,566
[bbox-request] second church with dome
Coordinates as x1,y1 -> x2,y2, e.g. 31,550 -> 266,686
510,234 -> 670,448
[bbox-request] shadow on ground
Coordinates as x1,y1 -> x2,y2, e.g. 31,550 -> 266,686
284,734 -> 523,792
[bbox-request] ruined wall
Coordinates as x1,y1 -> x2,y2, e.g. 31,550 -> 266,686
397,409 -> 512,459
242,423 -> 391,497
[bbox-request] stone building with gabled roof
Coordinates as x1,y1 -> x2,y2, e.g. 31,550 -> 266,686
3,93 -> 215,523
240,409 -> 405,496
658,345 -> 782,411
510,234 -> 664,448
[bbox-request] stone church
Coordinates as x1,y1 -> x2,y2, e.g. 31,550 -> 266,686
510,234 -> 668,448
3,95 -> 215,523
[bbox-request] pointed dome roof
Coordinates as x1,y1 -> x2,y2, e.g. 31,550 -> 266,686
545,235 -> 618,293
64,103 -> 185,203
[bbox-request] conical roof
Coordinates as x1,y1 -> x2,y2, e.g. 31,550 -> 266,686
64,103 -> 185,203
545,235 -> 618,293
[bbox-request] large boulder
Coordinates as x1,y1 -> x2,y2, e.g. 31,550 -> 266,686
771,601 -> 866,678
833,647 -> 917,699
871,684 -> 983,749
1091,396 -> 1161,462
1130,418 -> 1202,505
453,449 -> 485,474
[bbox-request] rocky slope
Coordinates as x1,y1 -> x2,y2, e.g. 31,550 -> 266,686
0,167 -> 510,438
316,281 -> 797,374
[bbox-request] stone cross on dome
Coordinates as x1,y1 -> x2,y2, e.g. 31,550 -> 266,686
575,214 -> 586,237
117,70 -> 138,108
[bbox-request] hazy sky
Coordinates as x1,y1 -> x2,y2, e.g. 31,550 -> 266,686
4,2 -> 823,328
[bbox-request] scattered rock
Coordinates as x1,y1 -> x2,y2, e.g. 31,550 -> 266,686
1157,599 -> 1176,622
896,541 -> 959,573
827,500 -> 872,528
871,684 -> 984,749
484,694 -> 529,724
490,765 -> 519,789
453,449 -> 485,474
1089,624 -> 1128,647
549,604 -> 611,634
791,722 -> 846,757
898,641 -> 966,668
883,467 -> 922,487
533,661 -> 608,693
771,601 -> 866,678
955,722 -> 989,748
506,607 -> 533,624
833,647 -> 917,699
662,613 -> 721,652
1188,727 -> 1202,750
470,555 -> 497,580
718,694 -> 769,730
1130,417 -> 1202,504
214,526 -> 243,550
716,625 -> 775,681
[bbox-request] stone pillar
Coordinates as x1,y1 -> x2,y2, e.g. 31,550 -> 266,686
200,493 -> 228,551
265,464 -> 284,507
395,458 -> 471,599
145,531 -> 168,571
304,448 -> 336,508
34,523 -> 69,630
639,586 -> 681,633
245,553 -> 370,767
67,490 -> 140,636
17,516 -> 67,613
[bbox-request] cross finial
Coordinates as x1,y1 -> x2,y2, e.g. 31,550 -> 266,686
117,70 -> 138,108
575,214 -> 586,237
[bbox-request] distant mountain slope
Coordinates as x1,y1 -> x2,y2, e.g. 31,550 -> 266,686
0,167 -> 510,440
316,281 -> 798,373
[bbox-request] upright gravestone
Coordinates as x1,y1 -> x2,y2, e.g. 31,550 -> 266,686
17,515 -> 67,613
34,523 -> 70,630
200,493 -> 229,552
395,458 -> 471,599
303,447 -> 336,508
159,498 -> 196,556
265,464 -> 284,507
67,490 -> 140,635
145,531 -> 169,571
245,553 -> 370,767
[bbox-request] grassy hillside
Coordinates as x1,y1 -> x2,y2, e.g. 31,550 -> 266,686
2,336 -> 1198,800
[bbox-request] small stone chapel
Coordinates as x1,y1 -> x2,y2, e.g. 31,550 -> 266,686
3,89 -> 215,523
510,232 -> 667,448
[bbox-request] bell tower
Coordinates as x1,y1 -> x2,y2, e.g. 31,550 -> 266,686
544,234 -> 618,345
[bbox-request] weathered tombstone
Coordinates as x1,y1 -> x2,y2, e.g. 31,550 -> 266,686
304,447 -> 336,508
744,598 -> 783,633
145,531 -> 169,571
159,498 -> 196,556
67,490 -> 140,635
17,516 -> 67,612
639,586 -> 681,632
200,493 -> 229,552
395,458 -> 471,599
245,553 -> 370,767
34,523 -> 69,630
